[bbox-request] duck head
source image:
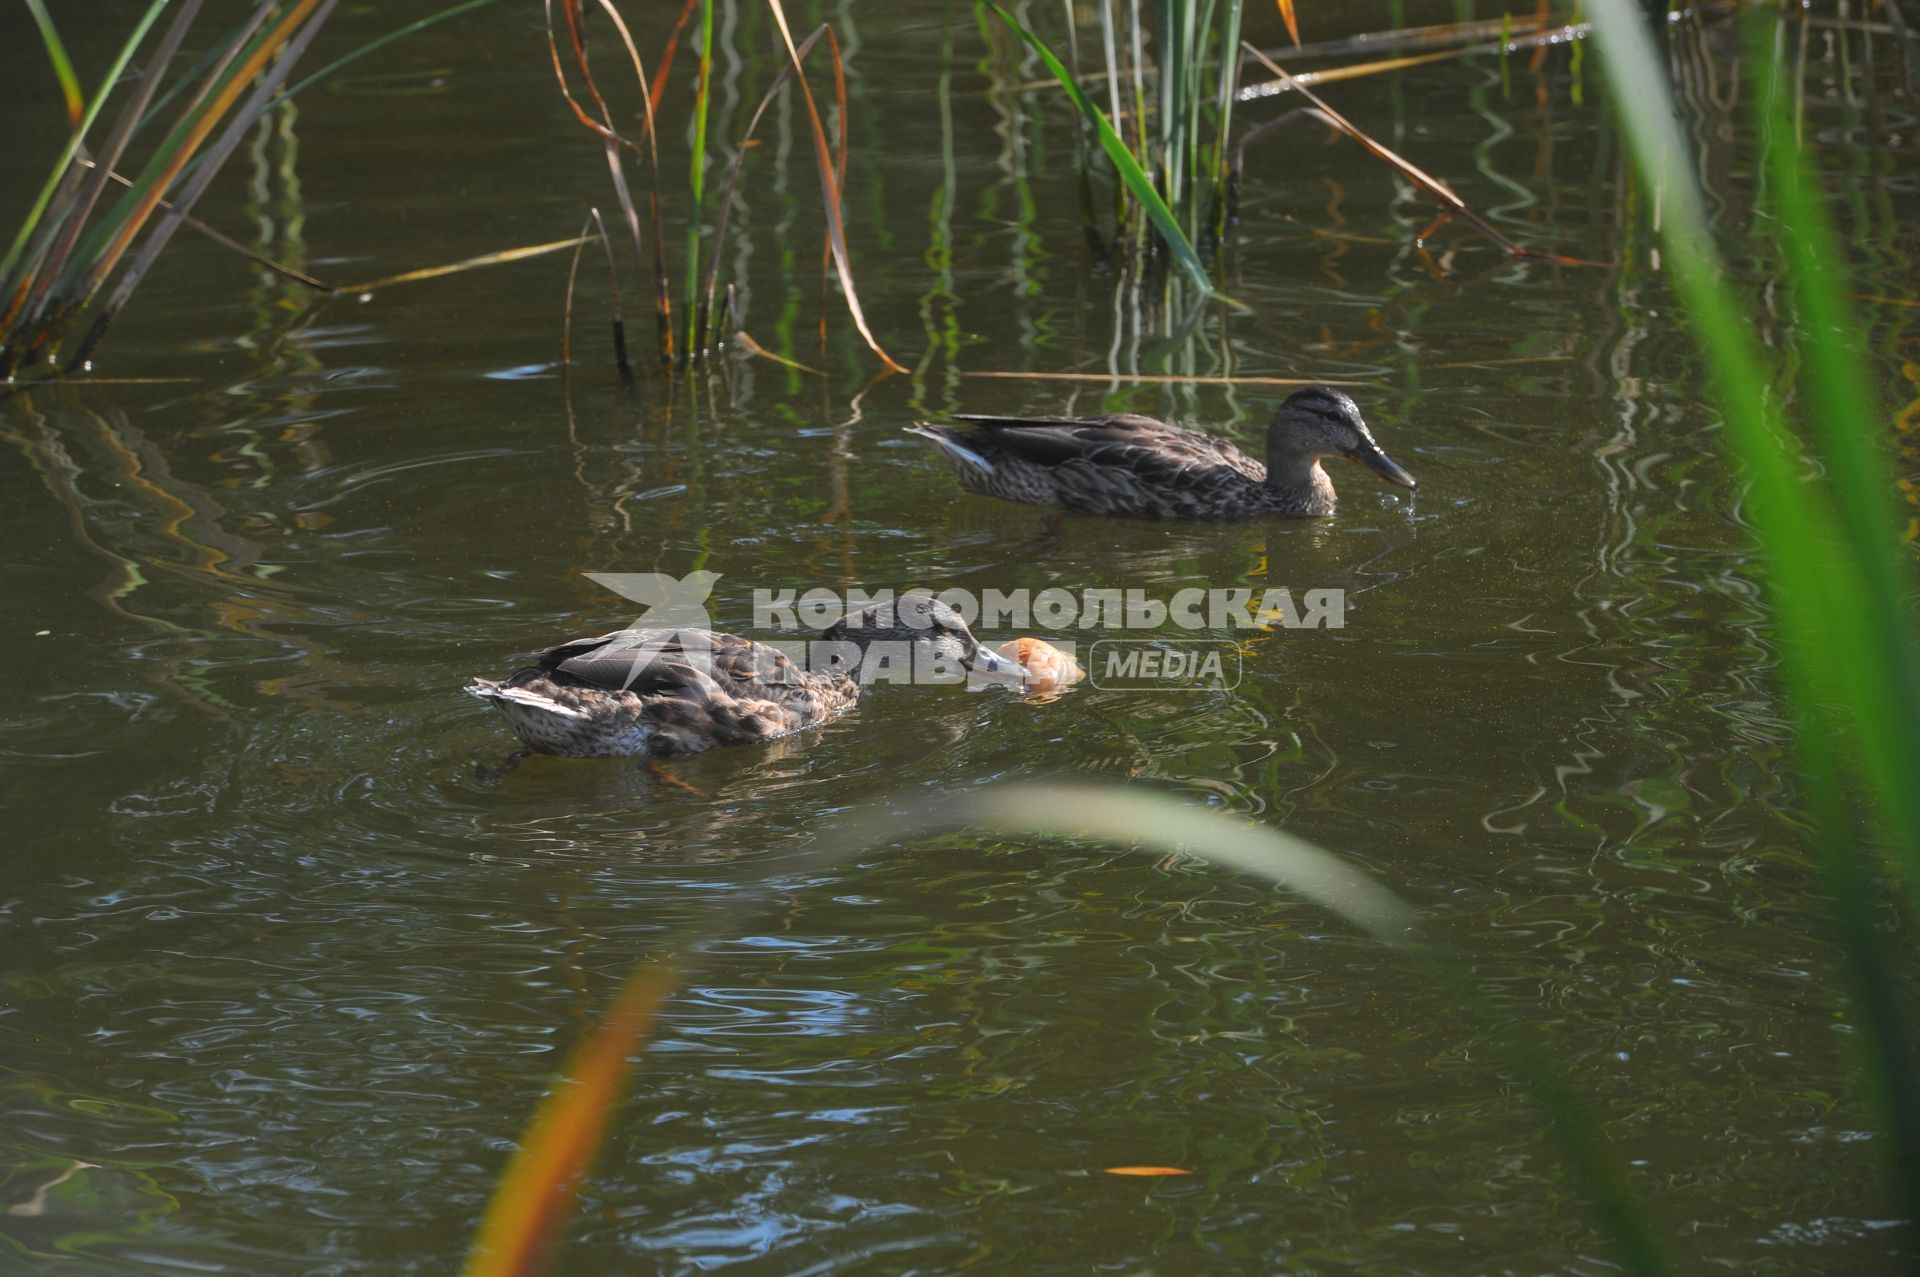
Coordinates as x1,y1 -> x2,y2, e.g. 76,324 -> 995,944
1265,387 -> 1416,494
822,594 -> 1021,679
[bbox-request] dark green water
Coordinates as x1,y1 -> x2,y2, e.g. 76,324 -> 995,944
5,3 -> 1919,1273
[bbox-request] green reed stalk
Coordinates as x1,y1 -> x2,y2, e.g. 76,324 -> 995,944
1208,0 -> 1242,240
684,0 -> 713,356
1157,0 -> 1182,223
992,0 -> 1250,301
24,0 -> 84,127
1095,0 -> 1122,238
1590,0 -> 1920,1252
3,0 -> 503,376
0,0 -> 170,294
988,2 -> 1225,300
1127,0 -> 1148,251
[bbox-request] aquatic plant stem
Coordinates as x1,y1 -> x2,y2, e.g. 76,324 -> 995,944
684,0 -> 714,357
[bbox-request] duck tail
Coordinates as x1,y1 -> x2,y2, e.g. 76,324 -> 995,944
465,678 -> 589,721
906,422 -> 996,475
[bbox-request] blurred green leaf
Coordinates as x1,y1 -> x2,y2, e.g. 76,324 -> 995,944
25,0 -> 85,127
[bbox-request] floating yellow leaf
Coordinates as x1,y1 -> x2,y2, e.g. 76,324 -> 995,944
1104,1165 -> 1193,1177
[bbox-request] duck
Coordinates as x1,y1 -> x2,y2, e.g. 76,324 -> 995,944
466,595 -> 1019,758
906,385 -> 1415,519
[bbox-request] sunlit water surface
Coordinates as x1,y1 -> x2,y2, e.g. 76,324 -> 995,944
4,3 -> 1919,1273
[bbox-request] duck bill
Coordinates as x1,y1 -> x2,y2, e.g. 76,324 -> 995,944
966,644 -> 1026,680
1348,442 -> 1416,490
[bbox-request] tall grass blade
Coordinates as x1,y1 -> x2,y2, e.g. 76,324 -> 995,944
77,159 -> 330,292
6,0 -> 206,354
584,0 -> 677,363
733,328 -> 826,376
988,2 -> 1229,303
25,0 -> 85,129
765,0 -> 907,373
1252,13 -> 1518,61
70,0 -> 340,370
0,0 -> 170,293
463,969 -> 671,1277
337,236 -> 591,293
544,0 -> 674,363
934,784 -> 1413,940
1210,0 -> 1244,238
1749,23 -> 1920,849
561,213 -> 592,367
4,0 -> 513,374
1747,12 -> 1920,1243
588,207 -> 635,387
58,0 -> 306,316
646,0 -> 703,115
1588,0 -> 1920,1247
682,0 -> 713,357
824,27 -> 850,350
1588,1 -> 1920,896
1238,34 -> 1574,101
591,0 -> 691,362
1097,0 -> 1127,237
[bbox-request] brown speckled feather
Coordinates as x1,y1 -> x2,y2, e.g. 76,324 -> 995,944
955,412 -> 1265,481
466,595 -> 1014,761
908,388 -> 1415,520
468,627 -> 857,758
910,414 -> 1306,519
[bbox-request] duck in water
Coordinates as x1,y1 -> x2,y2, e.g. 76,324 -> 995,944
908,386 -> 1415,519
467,595 -> 1019,759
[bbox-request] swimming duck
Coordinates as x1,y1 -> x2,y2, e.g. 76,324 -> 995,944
466,596 -> 1018,758
907,386 -> 1415,519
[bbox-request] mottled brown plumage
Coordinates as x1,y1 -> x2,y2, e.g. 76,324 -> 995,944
908,386 -> 1416,519
466,596 -> 1018,758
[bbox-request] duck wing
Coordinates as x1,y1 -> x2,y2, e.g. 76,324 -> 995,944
522,628 -> 797,698
952,412 -> 1265,483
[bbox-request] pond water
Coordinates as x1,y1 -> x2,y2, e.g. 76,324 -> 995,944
4,2 -> 1918,1273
